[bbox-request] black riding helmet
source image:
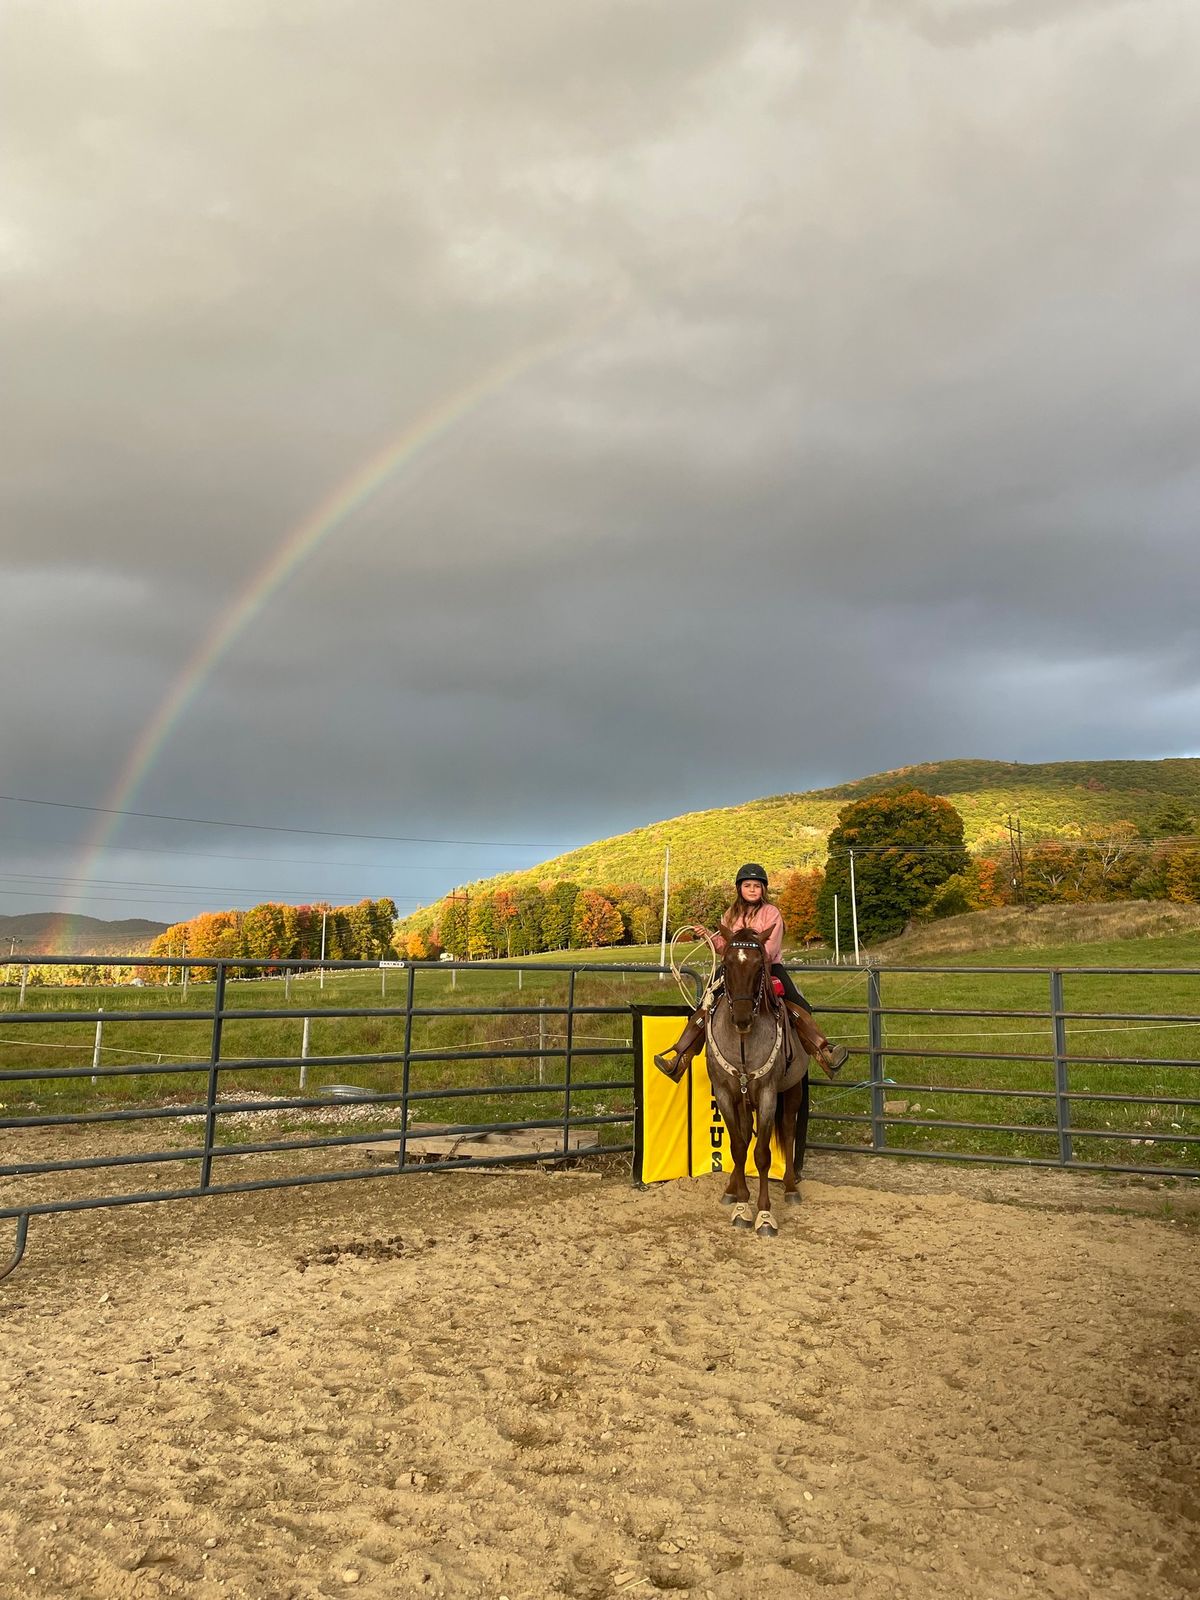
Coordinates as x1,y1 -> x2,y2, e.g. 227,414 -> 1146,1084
735,862 -> 768,888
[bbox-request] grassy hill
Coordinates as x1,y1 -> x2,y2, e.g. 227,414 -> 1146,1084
873,899 -> 1200,963
400,757 -> 1200,929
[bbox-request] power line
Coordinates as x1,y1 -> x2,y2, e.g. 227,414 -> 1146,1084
827,837 -> 1197,855
0,871 -> 425,902
0,792 -> 551,849
0,833 -> 484,873
0,886 -> 379,912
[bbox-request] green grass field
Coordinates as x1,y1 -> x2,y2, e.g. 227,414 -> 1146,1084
2,928 -> 1198,1201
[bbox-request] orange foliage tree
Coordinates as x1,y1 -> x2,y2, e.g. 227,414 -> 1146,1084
571,890 -> 624,948
775,868 -> 824,944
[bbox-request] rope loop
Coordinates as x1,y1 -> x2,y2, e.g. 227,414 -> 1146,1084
668,924 -> 719,1007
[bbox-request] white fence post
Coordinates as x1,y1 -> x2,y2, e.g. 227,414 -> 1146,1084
284,967 -> 292,1004
300,1015 -> 311,1090
19,965 -> 28,1006
538,998 -> 547,1086
91,1007 -> 103,1085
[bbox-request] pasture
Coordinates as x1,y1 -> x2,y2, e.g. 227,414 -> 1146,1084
0,1157 -> 1196,1599
3,931 -> 1200,1203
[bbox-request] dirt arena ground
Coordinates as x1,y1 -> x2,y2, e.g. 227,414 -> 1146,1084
1,1155 -> 1197,1599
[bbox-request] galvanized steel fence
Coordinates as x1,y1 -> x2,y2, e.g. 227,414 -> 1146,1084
1,954 -> 1197,1281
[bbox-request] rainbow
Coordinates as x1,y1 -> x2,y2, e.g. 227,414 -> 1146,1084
52,315 -> 607,950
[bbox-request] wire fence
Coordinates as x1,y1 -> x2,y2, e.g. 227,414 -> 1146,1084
1,953 -> 1197,1281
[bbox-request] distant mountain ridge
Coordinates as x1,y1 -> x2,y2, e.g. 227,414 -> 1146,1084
398,756 -> 1200,929
0,913 -> 168,957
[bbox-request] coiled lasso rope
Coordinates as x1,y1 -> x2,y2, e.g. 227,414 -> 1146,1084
668,924 -> 720,1007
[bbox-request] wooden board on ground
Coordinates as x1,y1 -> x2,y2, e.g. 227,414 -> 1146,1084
361,1123 -> 591,1164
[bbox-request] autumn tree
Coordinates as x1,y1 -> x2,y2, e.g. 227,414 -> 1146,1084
492,890 -> 519,957
775,868 -> 824,944
668,877 -> 726,935
970,856 -> 1008,909
921,856 -> 1009,921
612,882 -> 656,945
437,893 -> 470,960
1076,822 -> 1141,899
512,886 -> 547,956
468,893 -> 499,959
1166,848 -> 1200,904
1024,842 -> 1083,904
1129,847 -> 1173,901
405,928 -> 442,960
239,902 -> 288,964
281,905 -> 303,959
351,898 -> 396,958
817,789 -> 970,945
1152,800 -> 1196,837
290,905 -> 322,960
571,890 -> 624,948
540,882 -> 580,951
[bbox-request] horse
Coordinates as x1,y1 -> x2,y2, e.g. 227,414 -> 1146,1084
706,924 -> 810,1239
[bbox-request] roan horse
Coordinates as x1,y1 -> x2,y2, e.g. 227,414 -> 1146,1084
707,925 -> 810,1239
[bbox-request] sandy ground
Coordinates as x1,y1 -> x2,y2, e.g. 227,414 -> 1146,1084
1,1155 -> 1197,1600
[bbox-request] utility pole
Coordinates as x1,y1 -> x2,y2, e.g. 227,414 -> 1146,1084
848,849 -> 861,966
447,890 -> 471,963
833,893 -> 840,965
1007,815 -> 1026,907
658,845 -> 671,978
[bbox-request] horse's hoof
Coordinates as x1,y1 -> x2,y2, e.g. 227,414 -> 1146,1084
720,1192 -> 739,1207
783,1190 -> 803,1207
754,1211 -> 778,1239
730,1202 -> 754,1230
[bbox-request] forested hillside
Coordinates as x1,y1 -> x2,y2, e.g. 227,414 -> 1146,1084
406,759 -> 1200,909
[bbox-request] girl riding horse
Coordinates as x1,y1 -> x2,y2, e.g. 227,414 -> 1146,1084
653,862 -> 850,1082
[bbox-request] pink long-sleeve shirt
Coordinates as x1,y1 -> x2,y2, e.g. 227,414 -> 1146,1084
714,902 -> 784,967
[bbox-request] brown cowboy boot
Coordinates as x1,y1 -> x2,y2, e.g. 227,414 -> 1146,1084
784,1001 -> 850,1079
654,1010 -> 706,1083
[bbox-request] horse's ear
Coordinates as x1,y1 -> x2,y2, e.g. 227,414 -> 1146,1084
717,922 -> 732,944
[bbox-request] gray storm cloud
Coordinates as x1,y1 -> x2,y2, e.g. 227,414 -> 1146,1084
2,0 -> 1198,919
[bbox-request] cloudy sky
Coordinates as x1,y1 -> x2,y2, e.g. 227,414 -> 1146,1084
3,0 -> 1198,925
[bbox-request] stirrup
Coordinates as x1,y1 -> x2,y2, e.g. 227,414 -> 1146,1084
819,1044 -> 849,1078
654,1050 -> 691,1084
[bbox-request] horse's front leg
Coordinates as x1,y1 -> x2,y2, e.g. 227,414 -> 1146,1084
725,1097 -> 754,1228
753,1089 -> 778,1239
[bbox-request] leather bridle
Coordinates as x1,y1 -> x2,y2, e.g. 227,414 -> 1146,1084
708,934 -> 784,1096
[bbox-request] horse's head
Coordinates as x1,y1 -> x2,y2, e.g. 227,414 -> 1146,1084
720,923 -> 769,1036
